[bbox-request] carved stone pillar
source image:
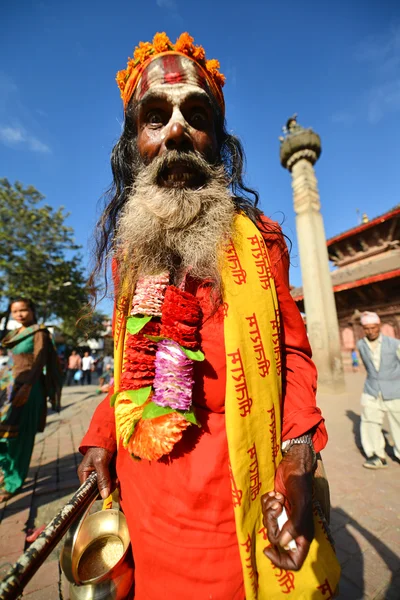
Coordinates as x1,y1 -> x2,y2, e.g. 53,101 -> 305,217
280,117 -> 345,391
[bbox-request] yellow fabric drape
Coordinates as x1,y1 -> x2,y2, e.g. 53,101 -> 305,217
223,214 -> 340,599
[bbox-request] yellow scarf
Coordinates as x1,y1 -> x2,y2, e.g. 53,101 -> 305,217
112,213 -> 340,597
223,214 -> 340,599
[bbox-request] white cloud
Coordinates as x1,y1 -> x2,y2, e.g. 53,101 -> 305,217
355,26 -> 400,76
156,0 -> 178,10
352,25 -> 400,123
367,79 -> 400,124
0,125 -> 51,153
0,126 -> 24,143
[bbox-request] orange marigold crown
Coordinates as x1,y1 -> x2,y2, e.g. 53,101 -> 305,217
116,32 -> 226,112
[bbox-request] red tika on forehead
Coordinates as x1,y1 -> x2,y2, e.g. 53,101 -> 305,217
135,54 -> 209,101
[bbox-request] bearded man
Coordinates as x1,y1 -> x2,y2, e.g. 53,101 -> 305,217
79,33 -> 339,599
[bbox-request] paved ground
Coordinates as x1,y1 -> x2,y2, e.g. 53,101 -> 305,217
318,372 -> 400,599
0,374 -> 399,599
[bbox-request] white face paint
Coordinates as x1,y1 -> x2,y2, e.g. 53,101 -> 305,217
137,83 -> 212,139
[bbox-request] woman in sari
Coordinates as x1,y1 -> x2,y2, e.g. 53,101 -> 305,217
0,298 -> 62,502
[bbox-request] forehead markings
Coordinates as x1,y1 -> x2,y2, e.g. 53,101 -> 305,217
138,85 -> 212,110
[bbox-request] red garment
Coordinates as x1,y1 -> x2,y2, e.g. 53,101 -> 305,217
80,219 -> 327,600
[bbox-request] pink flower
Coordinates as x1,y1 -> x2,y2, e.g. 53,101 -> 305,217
153,340 -> 193,411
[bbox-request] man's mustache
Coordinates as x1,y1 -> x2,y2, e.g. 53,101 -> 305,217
140,150 -> 217,184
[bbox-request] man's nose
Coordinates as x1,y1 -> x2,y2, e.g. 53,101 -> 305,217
164,120 -> 192,151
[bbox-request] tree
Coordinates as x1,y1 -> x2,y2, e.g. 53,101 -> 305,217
0,179 -> 89,323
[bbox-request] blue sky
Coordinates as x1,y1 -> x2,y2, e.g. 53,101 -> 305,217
1,0 -> 399,313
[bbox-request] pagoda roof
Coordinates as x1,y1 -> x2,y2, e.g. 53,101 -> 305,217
327,205 -> 400,247
292,267 -> 400,303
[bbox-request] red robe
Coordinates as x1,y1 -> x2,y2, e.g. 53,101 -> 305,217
80,219 -> 327,599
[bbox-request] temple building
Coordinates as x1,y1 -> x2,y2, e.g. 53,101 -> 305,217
291,205 -> 400,351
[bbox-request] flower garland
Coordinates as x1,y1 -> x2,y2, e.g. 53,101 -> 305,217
112,273 -> 204,461
116,32 -> 225,111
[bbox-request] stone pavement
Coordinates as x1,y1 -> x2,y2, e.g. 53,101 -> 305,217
319,372 -> 400,599
0,374 -> 399,599
0,384 -> 104,599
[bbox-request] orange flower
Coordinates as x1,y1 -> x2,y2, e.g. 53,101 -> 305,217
133,41 -> 153,64
192,45 -> 205,61
152,32 -> 171,54
174,32 -> 194,55
213,70 -> 226,87
127,57 -> 137,71
127,412 -> 189,460
116,69 -> 127,92
205,58 -> 220,75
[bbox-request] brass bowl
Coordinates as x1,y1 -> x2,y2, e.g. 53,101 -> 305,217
60,508 -> 134,600
72,509 -> 130,585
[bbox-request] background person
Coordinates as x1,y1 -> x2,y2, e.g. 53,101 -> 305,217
102,353 -> 114,371
357,311 -> 400,469
81,351 -> 95,385
351,348 -> 360,373
0,298 -> 62,501
66,350 -> 82,386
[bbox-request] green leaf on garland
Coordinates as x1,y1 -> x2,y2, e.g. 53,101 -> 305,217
141,402 -> 175,420
126,315 -> 152,335
144,334 -> 166,342
181,347 -> 205,362
124,419 -> 140,445
110,391 -> 119,407
180,407 -> 200,427
122,387 -> 152,406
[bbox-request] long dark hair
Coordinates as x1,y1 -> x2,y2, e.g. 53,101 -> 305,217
89,95 -> 285,301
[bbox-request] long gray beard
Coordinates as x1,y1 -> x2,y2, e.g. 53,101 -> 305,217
115,153 -> 236,292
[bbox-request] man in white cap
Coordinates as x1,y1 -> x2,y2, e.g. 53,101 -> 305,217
357,311 -> 400,469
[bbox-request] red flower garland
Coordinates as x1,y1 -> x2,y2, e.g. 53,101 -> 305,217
120,321 -> 160,391
160,286 -> 202,349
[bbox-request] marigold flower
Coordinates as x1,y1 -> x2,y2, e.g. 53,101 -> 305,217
152,32 -> 171,54
205,58 -> 220,75
213,70 -> 226,87
116,69 -> 127,91
192,45 -> 205,61
127,58 -> 137,71
175,32 -> 194,55
133,41 -> 153,63
127,411 -> 189,460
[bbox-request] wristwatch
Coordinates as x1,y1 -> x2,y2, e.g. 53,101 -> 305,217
281,433 -> 317,468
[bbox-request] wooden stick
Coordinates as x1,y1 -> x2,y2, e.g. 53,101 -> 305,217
0,473 -> 98,600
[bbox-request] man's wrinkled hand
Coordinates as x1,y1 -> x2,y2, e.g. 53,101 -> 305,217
78,447 -> 115,499
261,445 -> 314,571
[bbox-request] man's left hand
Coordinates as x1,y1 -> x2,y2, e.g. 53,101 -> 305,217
261,444 -> 314,571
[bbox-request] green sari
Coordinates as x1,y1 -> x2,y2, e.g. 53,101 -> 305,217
0,325 -> 62,494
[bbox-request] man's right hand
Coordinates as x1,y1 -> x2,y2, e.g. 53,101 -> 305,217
78,447 -> 114,499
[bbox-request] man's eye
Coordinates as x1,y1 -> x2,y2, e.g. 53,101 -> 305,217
146,111 -> 164,125
189,110 -> 207,128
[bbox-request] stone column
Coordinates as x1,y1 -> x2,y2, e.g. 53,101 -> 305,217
280,116 -> 344,391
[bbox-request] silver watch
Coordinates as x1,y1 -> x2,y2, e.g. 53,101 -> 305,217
282,433 -> 317,467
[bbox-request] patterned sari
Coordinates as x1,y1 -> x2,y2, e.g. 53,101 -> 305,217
0,325 -> 62,494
